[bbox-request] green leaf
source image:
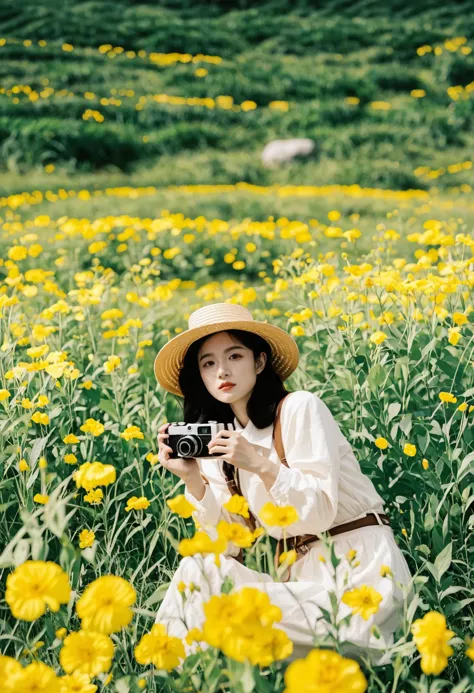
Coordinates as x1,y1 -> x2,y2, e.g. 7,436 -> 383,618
221,575 -> 235,594
99,398 -> 119,421
387,402 -> 401,422
144,582 -> 171,607
367,364 -> 386,391
434,542 -> 452,582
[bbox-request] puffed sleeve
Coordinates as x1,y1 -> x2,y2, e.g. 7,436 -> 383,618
265,391 -> 342,537
184,470 -> 242,558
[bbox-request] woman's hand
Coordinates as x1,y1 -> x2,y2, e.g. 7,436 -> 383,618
207,430 -> 265,474
157,423 -> 201,482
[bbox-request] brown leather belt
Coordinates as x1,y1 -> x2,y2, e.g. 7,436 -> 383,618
275,512 -> 392,565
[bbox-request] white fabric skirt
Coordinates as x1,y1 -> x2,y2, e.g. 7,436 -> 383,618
155,524 -> 414,667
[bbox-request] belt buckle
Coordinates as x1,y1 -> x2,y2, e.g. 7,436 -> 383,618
297,542 -> 310,555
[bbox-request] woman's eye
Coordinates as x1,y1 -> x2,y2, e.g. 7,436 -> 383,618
203,354 -> 241,368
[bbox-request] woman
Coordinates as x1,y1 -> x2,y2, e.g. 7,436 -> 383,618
153,302 -> 414,666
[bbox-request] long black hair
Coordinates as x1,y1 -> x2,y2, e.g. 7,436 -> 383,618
177,329 -> 291,484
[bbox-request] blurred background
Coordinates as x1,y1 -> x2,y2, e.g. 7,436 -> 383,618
1,0 -> 473,224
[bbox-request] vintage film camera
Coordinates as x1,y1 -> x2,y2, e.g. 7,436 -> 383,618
166,421 -> 235,459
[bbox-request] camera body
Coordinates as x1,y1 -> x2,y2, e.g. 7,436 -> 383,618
166,421 -> 235,459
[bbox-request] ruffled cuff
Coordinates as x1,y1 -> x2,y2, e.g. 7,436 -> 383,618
266,463 -> 293,501
184,482 -> 222,527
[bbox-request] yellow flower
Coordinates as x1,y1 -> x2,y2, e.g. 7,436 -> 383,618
0,653 -> 23,692
31,411 -> 50,425
39,456 -> 47,469
177,581 -> 186,593
103,355 -> 121,373
37,394 -> 49,407
84,488 -> 104,505
374,437 -> 388,450
422,458 -> 429,470
452,312 -> 468,326
80,380 -> 95,390
19,458 -> 30,472
76,575 -> 136,634
80,418 -> 104,436
380,565 -> 393,577
201,587 -> 292,666
125,496 -> 151,512
346,549 -> 357,562
279,549 -> 297,566
74,461 -> 116,491
185,627 -> 204,645
9,660 -> 61,692
8,246 -> 28,261
178,531 -> 228,560
252,527 -> 265,540
27,344 -> 49,359
59,630 -> 114,677
411,611 -> 455,675
79,529 -> 95,549
21,398 -> 34,409
120,424 -> 144,440
439,391 -> 457,404
341,585 -> 383,620
217,520 -> 255,548
0,389 -> 11,401
223,493 -> 250,518
64,453 -> 78,465
166,494 -> 196,518
465,635 -> 474,661
34,493 -> 49,504
283,648 -> 367,693
55,627 -> 68,639
137,679 -> 147,690
369,331 -> 387,345
135,623 -> 186,670
448,327 -> 461,345
5,560 -> 71,621
403,443 -> 417,457
258,501 -> 299,527
64,433 -> 80,444
146,451 -> 159,465
58,671 -> 98,693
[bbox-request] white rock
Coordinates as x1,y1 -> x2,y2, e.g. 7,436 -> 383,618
261,138 -> 315,167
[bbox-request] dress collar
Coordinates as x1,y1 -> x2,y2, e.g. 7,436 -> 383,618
233,415 -> 274,449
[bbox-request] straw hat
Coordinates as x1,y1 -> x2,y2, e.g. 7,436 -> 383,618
154,302 -> 299,397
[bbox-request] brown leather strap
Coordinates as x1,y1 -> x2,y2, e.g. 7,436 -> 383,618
273,393 -> 290,469
275,512 -> 392,578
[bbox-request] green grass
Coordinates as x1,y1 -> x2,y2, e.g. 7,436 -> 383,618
0,0 -> 473,195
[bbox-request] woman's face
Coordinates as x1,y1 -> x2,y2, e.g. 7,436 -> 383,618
197,332 -> 266,403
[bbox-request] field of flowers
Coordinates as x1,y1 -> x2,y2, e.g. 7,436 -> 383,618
1,1 -> 474,691
1,179 -> 474,691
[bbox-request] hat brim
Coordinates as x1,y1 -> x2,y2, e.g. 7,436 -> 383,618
154,320 -> 299,397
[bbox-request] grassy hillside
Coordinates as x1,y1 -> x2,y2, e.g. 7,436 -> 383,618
0,0 -> 473,195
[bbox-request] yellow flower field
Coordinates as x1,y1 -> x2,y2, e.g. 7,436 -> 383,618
0,179 -> 473,691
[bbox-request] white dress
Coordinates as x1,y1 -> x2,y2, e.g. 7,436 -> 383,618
155,390 -> 414,666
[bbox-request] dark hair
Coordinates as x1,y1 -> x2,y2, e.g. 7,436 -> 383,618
178,329 -> 291,484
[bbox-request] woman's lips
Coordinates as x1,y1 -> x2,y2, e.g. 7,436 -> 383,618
220,384 -> 235,391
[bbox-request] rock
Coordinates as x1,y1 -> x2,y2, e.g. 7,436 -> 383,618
261,138 -> 316,167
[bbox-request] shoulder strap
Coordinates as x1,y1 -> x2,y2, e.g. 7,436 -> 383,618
273,393 -> 290,468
